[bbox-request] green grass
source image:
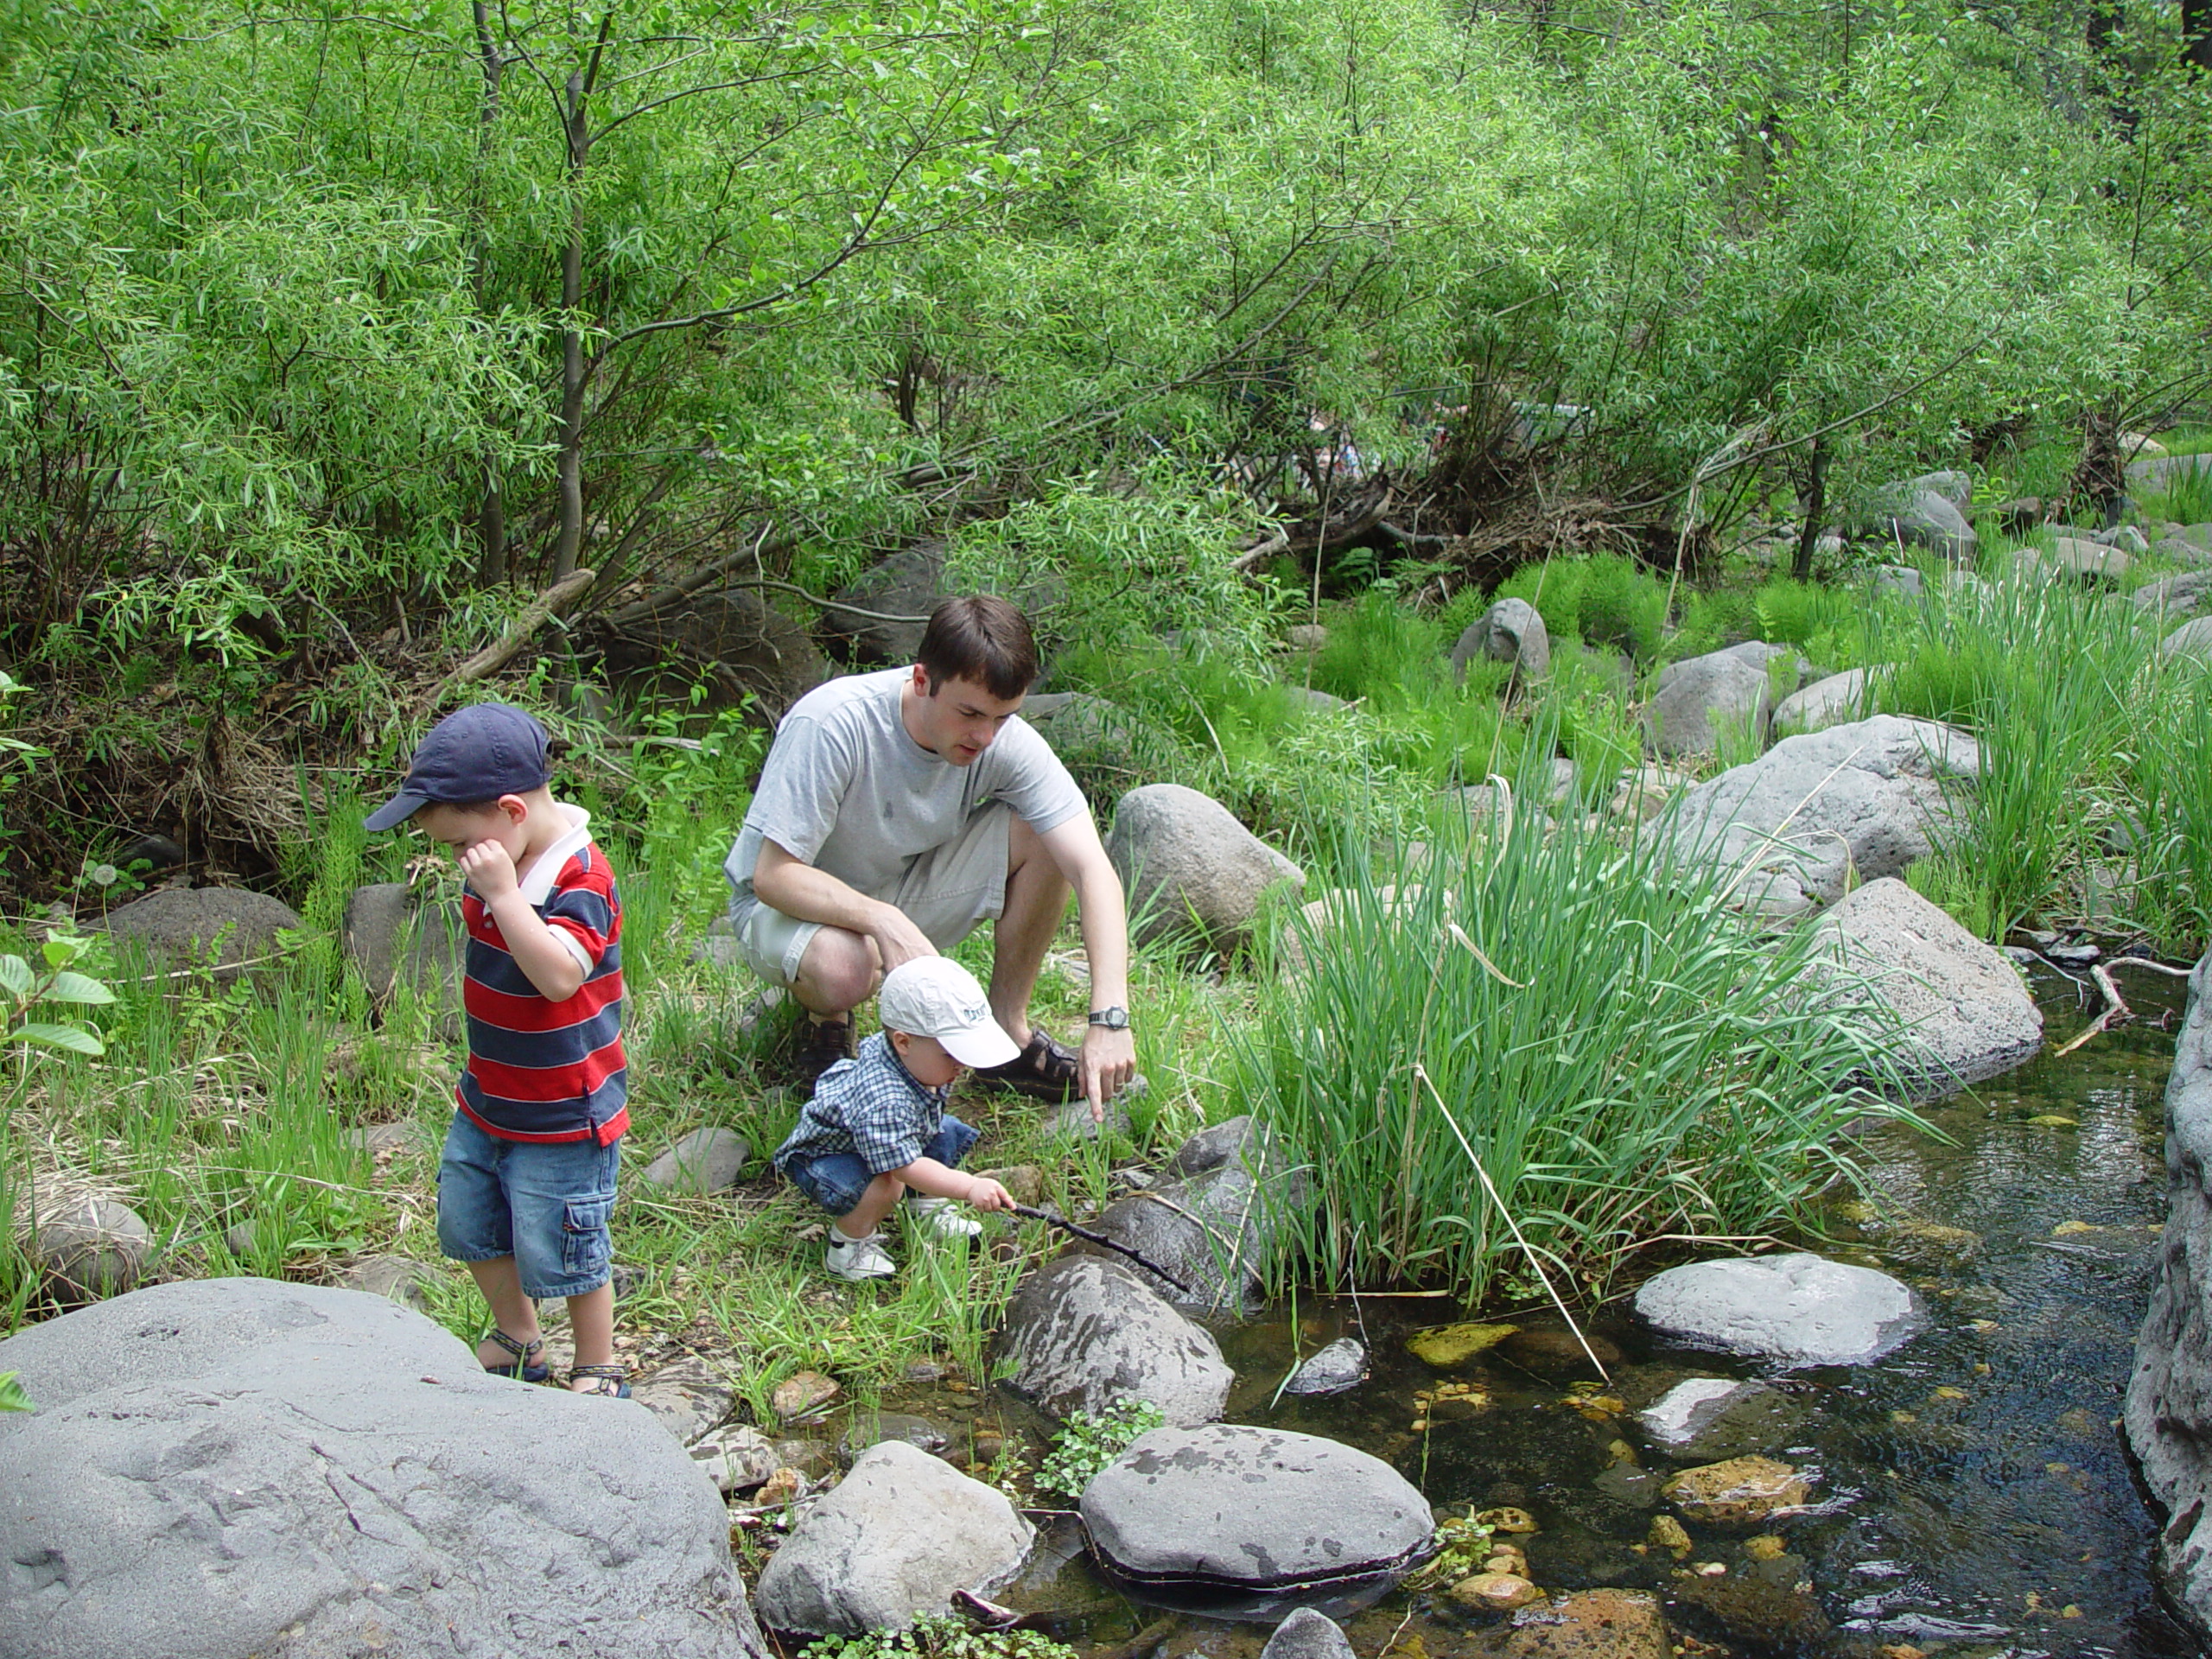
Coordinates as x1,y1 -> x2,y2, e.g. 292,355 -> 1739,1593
1233,734 -> 1923,1304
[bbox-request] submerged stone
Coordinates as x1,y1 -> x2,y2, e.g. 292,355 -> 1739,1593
1634,1252 -> 1922,1366
1285,1337 -> 1368,1395
1634,1378 -> 1805,1464
1408,1321 -> 1517,1366
1501,1589 -> 1671,1658
1662,1456 -> 1810,1525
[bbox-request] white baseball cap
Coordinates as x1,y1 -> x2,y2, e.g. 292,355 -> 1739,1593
879,956 -> 1022,1069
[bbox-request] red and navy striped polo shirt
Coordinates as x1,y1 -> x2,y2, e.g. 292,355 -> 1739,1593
457,809 -> 628,1145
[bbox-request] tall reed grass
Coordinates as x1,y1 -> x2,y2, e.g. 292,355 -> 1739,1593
1236,741 -> 1920,1303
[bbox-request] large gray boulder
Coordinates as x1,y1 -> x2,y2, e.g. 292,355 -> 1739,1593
1107,784 -> 1304,953
341,881 -> 463,1008
1635,1252 -> 1923,1367
1771,667 -> 1878,739
1646,643 -> 1806,758
1262,1608 -> 1357,1659
1810,878 -> 2043,1097
2133,570 -> 2212,620
95,887 -> 302,982
1659,715 -> 1978,916
998,1255 -> 1232,1426
2128,452 -> 2212,493
1086,1116 -> 1310,1311
753,1440 -> 1033,1635
595,584 -> 827,720
2127,950 -> 2212,1643
1080,1424 -> 1433,1607
817,543 -> 1060,667
31,1197 -> 153,1302
643,1127 -> 753,1196
1859,472 -> 1978,563
1451,598 -> 1550,685
0,1278 -> 764,1659
2164,617 -> 2212,663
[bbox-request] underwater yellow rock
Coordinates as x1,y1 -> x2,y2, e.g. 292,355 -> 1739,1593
1408,1322 -> 1517,1366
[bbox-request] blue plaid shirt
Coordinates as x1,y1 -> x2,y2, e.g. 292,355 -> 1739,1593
772,1032 -> 951,1178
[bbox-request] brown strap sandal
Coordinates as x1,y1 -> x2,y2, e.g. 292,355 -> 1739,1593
970,1027 -> 1082,1103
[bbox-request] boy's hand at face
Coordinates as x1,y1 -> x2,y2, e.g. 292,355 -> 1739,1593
964,1175 -> 1016,1213
456,837 -> 520,900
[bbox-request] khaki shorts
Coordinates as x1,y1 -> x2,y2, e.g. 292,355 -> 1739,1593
728,802 -> 1011,988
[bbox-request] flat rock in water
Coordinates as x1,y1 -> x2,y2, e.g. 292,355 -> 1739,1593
644,1127 -> 752,1196
1635,1252 -> 1921,1366
1502,1588 -> 1671,1658
753,1440 -> 1033,1635
1659,715 -> 1978,915
1285,1338 -> 1368,1395
0,1277 -> 764,1659
1810,877 -> 2044,1096
1080,1423 -> 1433,1599
998,1255 -> 1232,1425
1262,1606 -> 1357,1659
1634,1378 -> 1804,1463
1662,1455 -> 1810,1524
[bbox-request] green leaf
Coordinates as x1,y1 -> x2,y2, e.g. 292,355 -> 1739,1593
42,972 -> 116,1005
0,1372 -> 30,1413
0,957 -> 29,998
5,1022 -> 105,1055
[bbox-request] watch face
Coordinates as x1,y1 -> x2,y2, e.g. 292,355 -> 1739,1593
1091,1007 -> 1128,1029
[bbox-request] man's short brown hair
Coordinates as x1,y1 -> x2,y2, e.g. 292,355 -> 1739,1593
918,596 -> 1039,700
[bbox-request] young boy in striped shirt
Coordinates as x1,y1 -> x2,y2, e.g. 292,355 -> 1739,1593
365,702 -> 632,1397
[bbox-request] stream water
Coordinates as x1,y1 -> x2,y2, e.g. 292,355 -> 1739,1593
868,966 -> 2203,1657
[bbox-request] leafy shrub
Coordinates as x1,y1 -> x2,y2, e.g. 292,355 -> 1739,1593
1033,1398 -> 1166,1501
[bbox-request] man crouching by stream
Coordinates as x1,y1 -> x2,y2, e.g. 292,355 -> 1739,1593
721,595 -> 1137,1122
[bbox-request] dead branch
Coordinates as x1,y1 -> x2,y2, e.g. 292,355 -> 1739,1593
441,567 -> 598,691
2052,962 -> 2134,1058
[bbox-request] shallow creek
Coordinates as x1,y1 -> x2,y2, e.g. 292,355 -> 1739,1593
853,966 -> 2202,1657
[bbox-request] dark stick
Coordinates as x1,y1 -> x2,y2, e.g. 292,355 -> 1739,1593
1009,1203 -> 1197,1297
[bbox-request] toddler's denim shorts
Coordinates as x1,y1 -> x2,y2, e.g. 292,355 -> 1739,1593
785,1117 -> 978,1217
436,1111 -> 621,1299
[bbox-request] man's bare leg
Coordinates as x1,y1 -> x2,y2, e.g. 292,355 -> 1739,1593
791,925 -> 880,1020
988,814 -> 1072,1045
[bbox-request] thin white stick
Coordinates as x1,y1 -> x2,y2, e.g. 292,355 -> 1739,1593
1414,1064 -> 1611,1382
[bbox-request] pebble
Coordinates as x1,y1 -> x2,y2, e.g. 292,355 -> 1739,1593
1452,1572 -> 1542,1611
1743,1534 -> 1787,1560
1648,1514 -> 1692,1554
34,1197 -> 153,1302
1475,1506 -> 1539,1534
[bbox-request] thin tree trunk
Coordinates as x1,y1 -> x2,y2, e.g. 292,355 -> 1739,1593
1793,435 -> 1828,582
551,68 -> 591,583
470,1 -> 509,586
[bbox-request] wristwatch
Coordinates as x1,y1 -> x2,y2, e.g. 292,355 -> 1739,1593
1087,1005 -> 1130,1031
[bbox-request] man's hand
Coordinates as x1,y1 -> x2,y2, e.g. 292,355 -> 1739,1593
965,1174 -> 1016,1212
1079,1025 -> 1136,1124
457,838 -> 520,901
866,904 -> 938,975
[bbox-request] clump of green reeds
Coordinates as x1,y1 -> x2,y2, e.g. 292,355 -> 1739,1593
1236,738 -> 1921,1304
1871,569 -> 2164,941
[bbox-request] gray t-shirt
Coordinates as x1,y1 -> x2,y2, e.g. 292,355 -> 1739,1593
724,668 -> 1088,906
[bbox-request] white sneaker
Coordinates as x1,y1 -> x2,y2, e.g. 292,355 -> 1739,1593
824,1230 -> 897,1281
906,1194 -> 982,1239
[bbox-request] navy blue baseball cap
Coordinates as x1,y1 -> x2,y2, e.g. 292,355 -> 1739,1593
365,703 -> 552,831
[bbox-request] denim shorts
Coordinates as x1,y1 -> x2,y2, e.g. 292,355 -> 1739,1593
785,1117 -> 979,1217
436,1111 -> 621,1299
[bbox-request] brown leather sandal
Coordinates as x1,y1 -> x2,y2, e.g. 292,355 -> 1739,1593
970,1027 -> 1082,1103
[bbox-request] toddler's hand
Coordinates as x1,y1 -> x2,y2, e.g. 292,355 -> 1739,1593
965,1176 -> 1015,1213
457,837 -> 519,900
